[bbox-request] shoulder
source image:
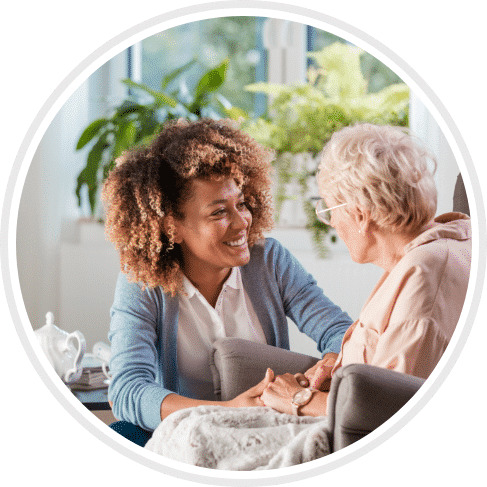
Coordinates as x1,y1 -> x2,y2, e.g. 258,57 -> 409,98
403,215 -> 471,268
382,235 -> 470,323
392,242 -> 448,294
249,237 -> 290,260
245,238 -> 295,271
404,240 -> 448,268
113,271 -> 175,309
244,238 -> 313,287
403,229 -> 471,275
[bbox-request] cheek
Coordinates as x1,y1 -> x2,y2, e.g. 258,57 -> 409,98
334,223 -> 347,242
349,233 -> 368,262
246,211 -> 253,228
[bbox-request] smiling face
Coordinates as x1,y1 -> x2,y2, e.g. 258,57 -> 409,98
172,177 -> 253,280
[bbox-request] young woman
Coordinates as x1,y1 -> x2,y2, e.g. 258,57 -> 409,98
102,118 -> 352,445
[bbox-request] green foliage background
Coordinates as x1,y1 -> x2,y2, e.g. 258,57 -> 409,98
75,59 -> 230,217
239,42 -> 409,256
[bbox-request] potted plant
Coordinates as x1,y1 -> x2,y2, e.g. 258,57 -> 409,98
240,42 -> 409,257
74,58 -> 231,221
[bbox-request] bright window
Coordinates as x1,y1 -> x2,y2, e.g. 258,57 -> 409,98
308,26 -> 404,93
131,18 -> 405,115
137,17 -> 266,116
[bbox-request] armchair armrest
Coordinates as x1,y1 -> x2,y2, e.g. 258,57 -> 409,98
327,364 -> 425,451
210,338 -> 320,401
210,339 -> 425,454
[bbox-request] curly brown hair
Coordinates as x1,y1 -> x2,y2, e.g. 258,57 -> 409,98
102,118 -> 275,295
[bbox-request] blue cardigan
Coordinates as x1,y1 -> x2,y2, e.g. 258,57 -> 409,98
108,238 -> 352,430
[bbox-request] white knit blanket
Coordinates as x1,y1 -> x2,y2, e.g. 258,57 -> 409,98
145,406 -> 330,470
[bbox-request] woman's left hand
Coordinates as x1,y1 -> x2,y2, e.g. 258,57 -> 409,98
261,373 -> 304,415
226,368 -> 275,408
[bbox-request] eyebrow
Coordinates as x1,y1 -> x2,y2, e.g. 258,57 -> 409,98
206,192 -> 244,207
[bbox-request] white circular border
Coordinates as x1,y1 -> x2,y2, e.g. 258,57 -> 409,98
1,1 -> 485,485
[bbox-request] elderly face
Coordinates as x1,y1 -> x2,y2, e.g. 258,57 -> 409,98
324,197 -> 371,264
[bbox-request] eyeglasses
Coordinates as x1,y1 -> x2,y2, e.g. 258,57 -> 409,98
315,199 -> 348,226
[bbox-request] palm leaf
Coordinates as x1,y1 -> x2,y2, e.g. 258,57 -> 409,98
194,59 -> 229,101
75,135 -> 109,214
161,58 -> 198,89
76,118 -> 109,150
121,79 -> 178,108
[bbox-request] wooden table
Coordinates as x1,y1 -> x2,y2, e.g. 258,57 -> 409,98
71,387 -> 116,425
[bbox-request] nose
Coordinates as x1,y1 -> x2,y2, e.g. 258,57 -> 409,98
230,206 -> 250,230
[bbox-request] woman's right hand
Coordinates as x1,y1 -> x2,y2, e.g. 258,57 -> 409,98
294,352 -> 338,391
225,368 -> 275,408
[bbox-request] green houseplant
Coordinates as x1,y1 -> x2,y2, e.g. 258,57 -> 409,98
240,42 -> 410,256
75,58 -> 231,219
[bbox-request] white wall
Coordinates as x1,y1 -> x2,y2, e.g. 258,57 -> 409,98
59,230 -> 120,349
16,82 -> 90,331
409,91 -> 459,215
16,52 -> 127,347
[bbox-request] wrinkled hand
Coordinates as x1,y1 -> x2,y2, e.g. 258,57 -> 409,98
226,368 -> 275,408
294,352 -> 338,391
261,373 -> 303,415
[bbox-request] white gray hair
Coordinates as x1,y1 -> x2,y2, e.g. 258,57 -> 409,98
317,123 -> 437,232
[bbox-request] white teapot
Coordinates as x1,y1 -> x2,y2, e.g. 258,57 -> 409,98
35,312 -> 86,384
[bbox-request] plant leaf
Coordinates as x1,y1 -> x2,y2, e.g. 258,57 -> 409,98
222,105 -> 249,121
114,100 -> 147,118
136,110 -> 160,142
349,83 -> 409,120
121,79 -> 178,108
112,121 -> 137,160
244,82 -> 292,97
75,135 -> 109,215
76,118 -> 109,150
194,59 -> 229,101
308,42 -> 367,99
161,58 -> 198,89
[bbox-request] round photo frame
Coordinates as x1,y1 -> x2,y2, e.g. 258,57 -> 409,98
2,1 -> 485,485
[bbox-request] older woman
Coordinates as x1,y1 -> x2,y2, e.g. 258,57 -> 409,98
102,118 -> 352,445
261,123 -> 471,417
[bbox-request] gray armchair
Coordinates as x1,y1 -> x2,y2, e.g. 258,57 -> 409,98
210,337 -> 424,453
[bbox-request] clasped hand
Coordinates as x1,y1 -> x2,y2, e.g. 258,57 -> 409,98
226,369 -> 304,415
224,353 -> 337,413
294,352 -> 338,391
225,368 -> 275,408
260,372 -> 303,414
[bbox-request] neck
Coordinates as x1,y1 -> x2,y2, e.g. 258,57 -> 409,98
369,228 -> 421,272
183,264 -> 232,308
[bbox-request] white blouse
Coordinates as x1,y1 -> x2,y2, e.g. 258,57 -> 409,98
176,267 -> 267,400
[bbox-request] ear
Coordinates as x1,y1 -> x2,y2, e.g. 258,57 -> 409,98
354,207 -> 373,233
163,214 -> 183,244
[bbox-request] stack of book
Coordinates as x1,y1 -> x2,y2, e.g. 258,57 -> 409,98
70,353 -> 110,390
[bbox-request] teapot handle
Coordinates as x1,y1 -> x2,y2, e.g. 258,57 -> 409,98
63,331 -> 86,383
